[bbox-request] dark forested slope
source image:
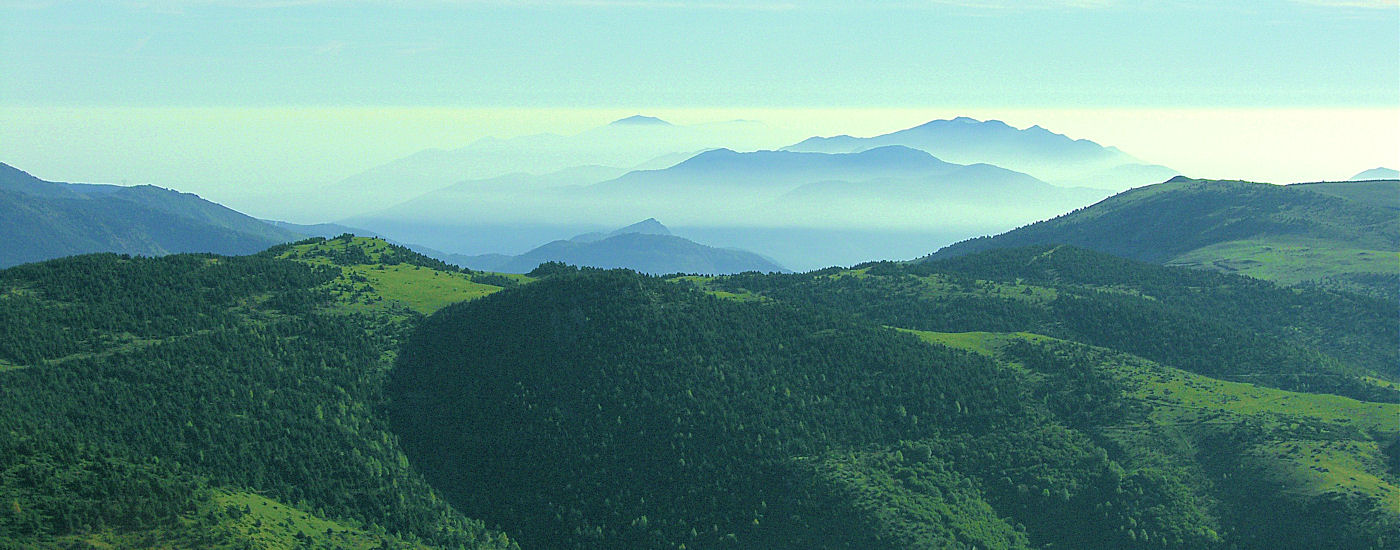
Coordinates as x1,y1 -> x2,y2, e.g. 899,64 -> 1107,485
3,234 -> 1394,550
388,267 -> 1395,550
714,245 -> 1397,400
0,237 -> 518,549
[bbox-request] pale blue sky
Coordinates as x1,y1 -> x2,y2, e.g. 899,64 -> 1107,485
4,0 -> 1396,108
0,1 -> 1396,206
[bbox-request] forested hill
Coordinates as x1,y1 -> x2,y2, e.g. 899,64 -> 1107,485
0,162 -> 305,268
714,245 -> 1397,400
394,264 -> 1399,550
924,177 -> 1400,299
0,235 -> 524,549
3,235 -> 1397,549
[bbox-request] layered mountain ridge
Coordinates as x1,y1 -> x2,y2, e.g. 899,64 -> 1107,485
0,162 -> 304,268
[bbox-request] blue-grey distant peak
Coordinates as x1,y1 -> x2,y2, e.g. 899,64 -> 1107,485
609,115 -> 673,126
608,218 -> 671,237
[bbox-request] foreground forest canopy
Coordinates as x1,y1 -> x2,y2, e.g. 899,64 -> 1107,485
1,236 -> 1396,549
0,236 -> 522,549
394,257 -> 1398,550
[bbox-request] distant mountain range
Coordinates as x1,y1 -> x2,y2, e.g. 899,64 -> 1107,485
1350,166 -> 1398,180
0,162 -> 304,268
0,160 -> 788,275
278,116 -> 783,221
454,218 -> 787,275
3,116 -> 1203,273
783,117 -> 1177,191
928,176 -> 1399,299
348,145 -> 1113,269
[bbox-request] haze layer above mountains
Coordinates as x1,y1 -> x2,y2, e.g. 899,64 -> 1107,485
310,116 -> 1170,269
4,115 -> 1393,276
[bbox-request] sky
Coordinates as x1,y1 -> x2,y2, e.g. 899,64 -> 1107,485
1,0 -> 1397,209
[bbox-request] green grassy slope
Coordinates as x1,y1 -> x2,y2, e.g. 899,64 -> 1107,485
39,489 -> 447,550
274,235 -> 527,315
1164,236 -> 1397,298
1293,179 -> 1399,210
0,236 -> 524,549
927,178 -> 1400,299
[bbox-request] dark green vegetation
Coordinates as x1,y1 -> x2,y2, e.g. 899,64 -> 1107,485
0,236 -> 523,549
720,245 -> 1396,401
929,177 -> 1400,300
0,162 -> 305,269
3,224 -> 1396,548
392,246 -> 1398,550
393,272 -> 1040,550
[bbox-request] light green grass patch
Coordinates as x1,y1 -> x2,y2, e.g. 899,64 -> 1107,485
822,267 -> 872,280
1166,237 -> 1397,287
48,488 -> 435,549
1129,365 -> 1400,436
280,236 -> 521,315
671,275 -> 768,302
211,489 -> 436,550
896,329 -> 1050,357
349,264 -> 503,314
1248,439 -> 1400,514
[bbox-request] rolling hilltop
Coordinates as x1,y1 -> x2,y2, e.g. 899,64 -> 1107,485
928,176 -> 1400,299
0,236 -> 525,549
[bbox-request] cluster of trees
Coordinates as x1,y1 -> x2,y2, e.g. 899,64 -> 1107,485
2,239 -> 1394,549
390,271 -> 1235,550
274,234 -> 472,273
0,251 -> 513,548
713,245 -> 1397,402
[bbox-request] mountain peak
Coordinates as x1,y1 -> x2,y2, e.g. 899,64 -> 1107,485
609,115 -> 672,127
608,218 -> 671,238
1350,167 -> 1399,181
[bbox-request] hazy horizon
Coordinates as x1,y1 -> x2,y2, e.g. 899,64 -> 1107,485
2,0 -> 1397,220
3,107 -> 1397,209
